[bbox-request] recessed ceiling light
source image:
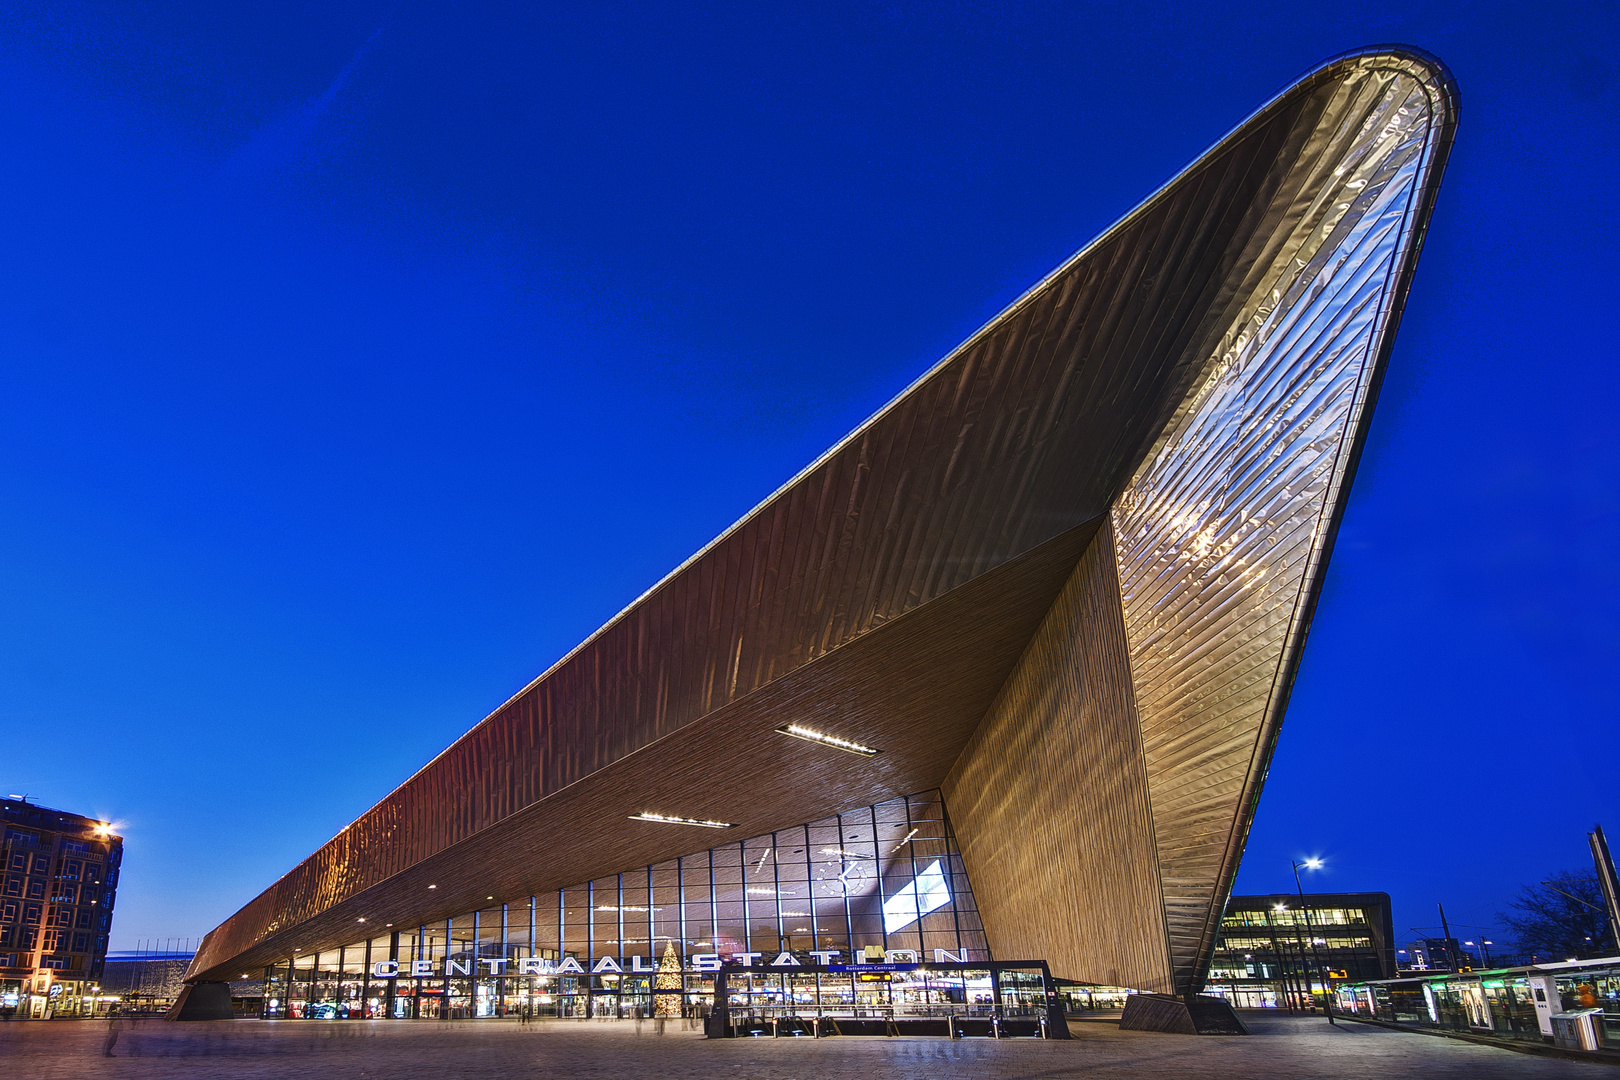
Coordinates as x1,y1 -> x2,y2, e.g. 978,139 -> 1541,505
629,812 -> 735,829
775,724 -> 879,756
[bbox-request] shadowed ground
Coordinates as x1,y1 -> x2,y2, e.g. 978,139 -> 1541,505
0,1014 -> 1608,1079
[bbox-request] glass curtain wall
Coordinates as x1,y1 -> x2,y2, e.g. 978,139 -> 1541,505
262,790 -> 988,1019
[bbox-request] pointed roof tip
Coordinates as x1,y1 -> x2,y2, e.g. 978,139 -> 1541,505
1294,45 -> 1460,120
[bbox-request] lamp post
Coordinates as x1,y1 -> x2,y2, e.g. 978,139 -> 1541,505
1291,858 -> 1334,1025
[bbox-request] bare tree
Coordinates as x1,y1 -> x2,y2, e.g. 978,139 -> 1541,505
1500,869 -> 1614,961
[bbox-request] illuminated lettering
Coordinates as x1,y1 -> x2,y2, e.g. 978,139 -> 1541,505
768,952 -> 801,967
630,955 -> 657,972
690,954 -> 721,972
555,957 -> 585,974
371,960 -> 399,978
448,959 -> 471,977
809,950 -> 840,965
591,956 -> 622,974
410,960 -> 435,977
481,958 -> 509,974
517,957 -> 552,976
733,952 -> 762,967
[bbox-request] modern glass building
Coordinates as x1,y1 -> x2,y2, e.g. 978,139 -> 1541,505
181,47 -> 1458,1022
1205,892 -> 1396,1010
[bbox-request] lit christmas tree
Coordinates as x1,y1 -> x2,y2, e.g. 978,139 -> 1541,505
653,940 -> 684,1017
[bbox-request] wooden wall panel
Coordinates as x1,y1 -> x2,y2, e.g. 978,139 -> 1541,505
943,522 -> 1173,992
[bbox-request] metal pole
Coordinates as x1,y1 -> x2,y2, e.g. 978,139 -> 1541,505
1437,903 -> 1455,970
1293,863 -> 1334,1024
1590,825 -> 1620,955
712,962 -> 731,1037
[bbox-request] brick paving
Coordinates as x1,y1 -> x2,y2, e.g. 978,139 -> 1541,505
0,1014 -> 1610,1079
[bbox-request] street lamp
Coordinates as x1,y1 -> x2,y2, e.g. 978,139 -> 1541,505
1291,858 -> 1335,1025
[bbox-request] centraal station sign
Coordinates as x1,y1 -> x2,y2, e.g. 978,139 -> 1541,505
367,948 -> 966,979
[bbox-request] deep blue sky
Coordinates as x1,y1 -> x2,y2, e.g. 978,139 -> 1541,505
2,2 -> 1614,957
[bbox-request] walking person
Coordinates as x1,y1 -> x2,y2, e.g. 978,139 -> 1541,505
102,1008 -> 126,1057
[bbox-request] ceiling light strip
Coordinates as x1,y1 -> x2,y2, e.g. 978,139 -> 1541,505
774,724 -> 880,756
629,812 -> 735,829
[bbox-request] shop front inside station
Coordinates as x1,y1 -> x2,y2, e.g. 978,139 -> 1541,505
260,790 -> 1070,1022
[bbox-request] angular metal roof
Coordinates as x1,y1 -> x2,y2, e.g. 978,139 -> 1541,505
190,47 -> 1456,992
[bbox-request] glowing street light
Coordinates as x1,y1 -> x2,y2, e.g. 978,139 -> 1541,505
1291,856 -> 1334,1025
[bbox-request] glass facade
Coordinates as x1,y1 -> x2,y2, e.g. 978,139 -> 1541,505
263,790 -> 989,1020
1203,893 -> 1394,1010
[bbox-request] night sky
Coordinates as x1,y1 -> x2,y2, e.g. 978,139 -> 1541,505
2,2 -> 1614,958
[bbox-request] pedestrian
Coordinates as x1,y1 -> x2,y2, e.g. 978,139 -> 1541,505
102,1009 -> 125,1057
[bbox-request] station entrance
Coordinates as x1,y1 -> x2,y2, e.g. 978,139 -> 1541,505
707,959 -> 1069,1038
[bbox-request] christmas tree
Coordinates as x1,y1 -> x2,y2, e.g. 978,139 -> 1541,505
653,940 -> 683,1017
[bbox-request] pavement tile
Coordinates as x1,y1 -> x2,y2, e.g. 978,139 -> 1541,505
0,1014 -> 1608,1079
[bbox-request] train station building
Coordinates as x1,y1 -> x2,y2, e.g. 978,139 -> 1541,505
182,48 -> 1457,1025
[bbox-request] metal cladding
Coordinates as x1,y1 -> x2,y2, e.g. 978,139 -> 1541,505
190,48 -> 1456,994
944,48 -> 1456,993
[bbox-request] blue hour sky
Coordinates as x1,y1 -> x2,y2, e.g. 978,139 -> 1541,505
2,2 -> 1614,957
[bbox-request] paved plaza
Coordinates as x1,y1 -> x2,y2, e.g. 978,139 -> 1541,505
0,1015 -> 1612,1079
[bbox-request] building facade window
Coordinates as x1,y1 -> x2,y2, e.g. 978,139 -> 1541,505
264,790 -> 989,1020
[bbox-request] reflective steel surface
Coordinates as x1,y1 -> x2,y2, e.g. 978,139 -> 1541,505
1113,53 -> 1456,992
191,48 -> 1456,992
